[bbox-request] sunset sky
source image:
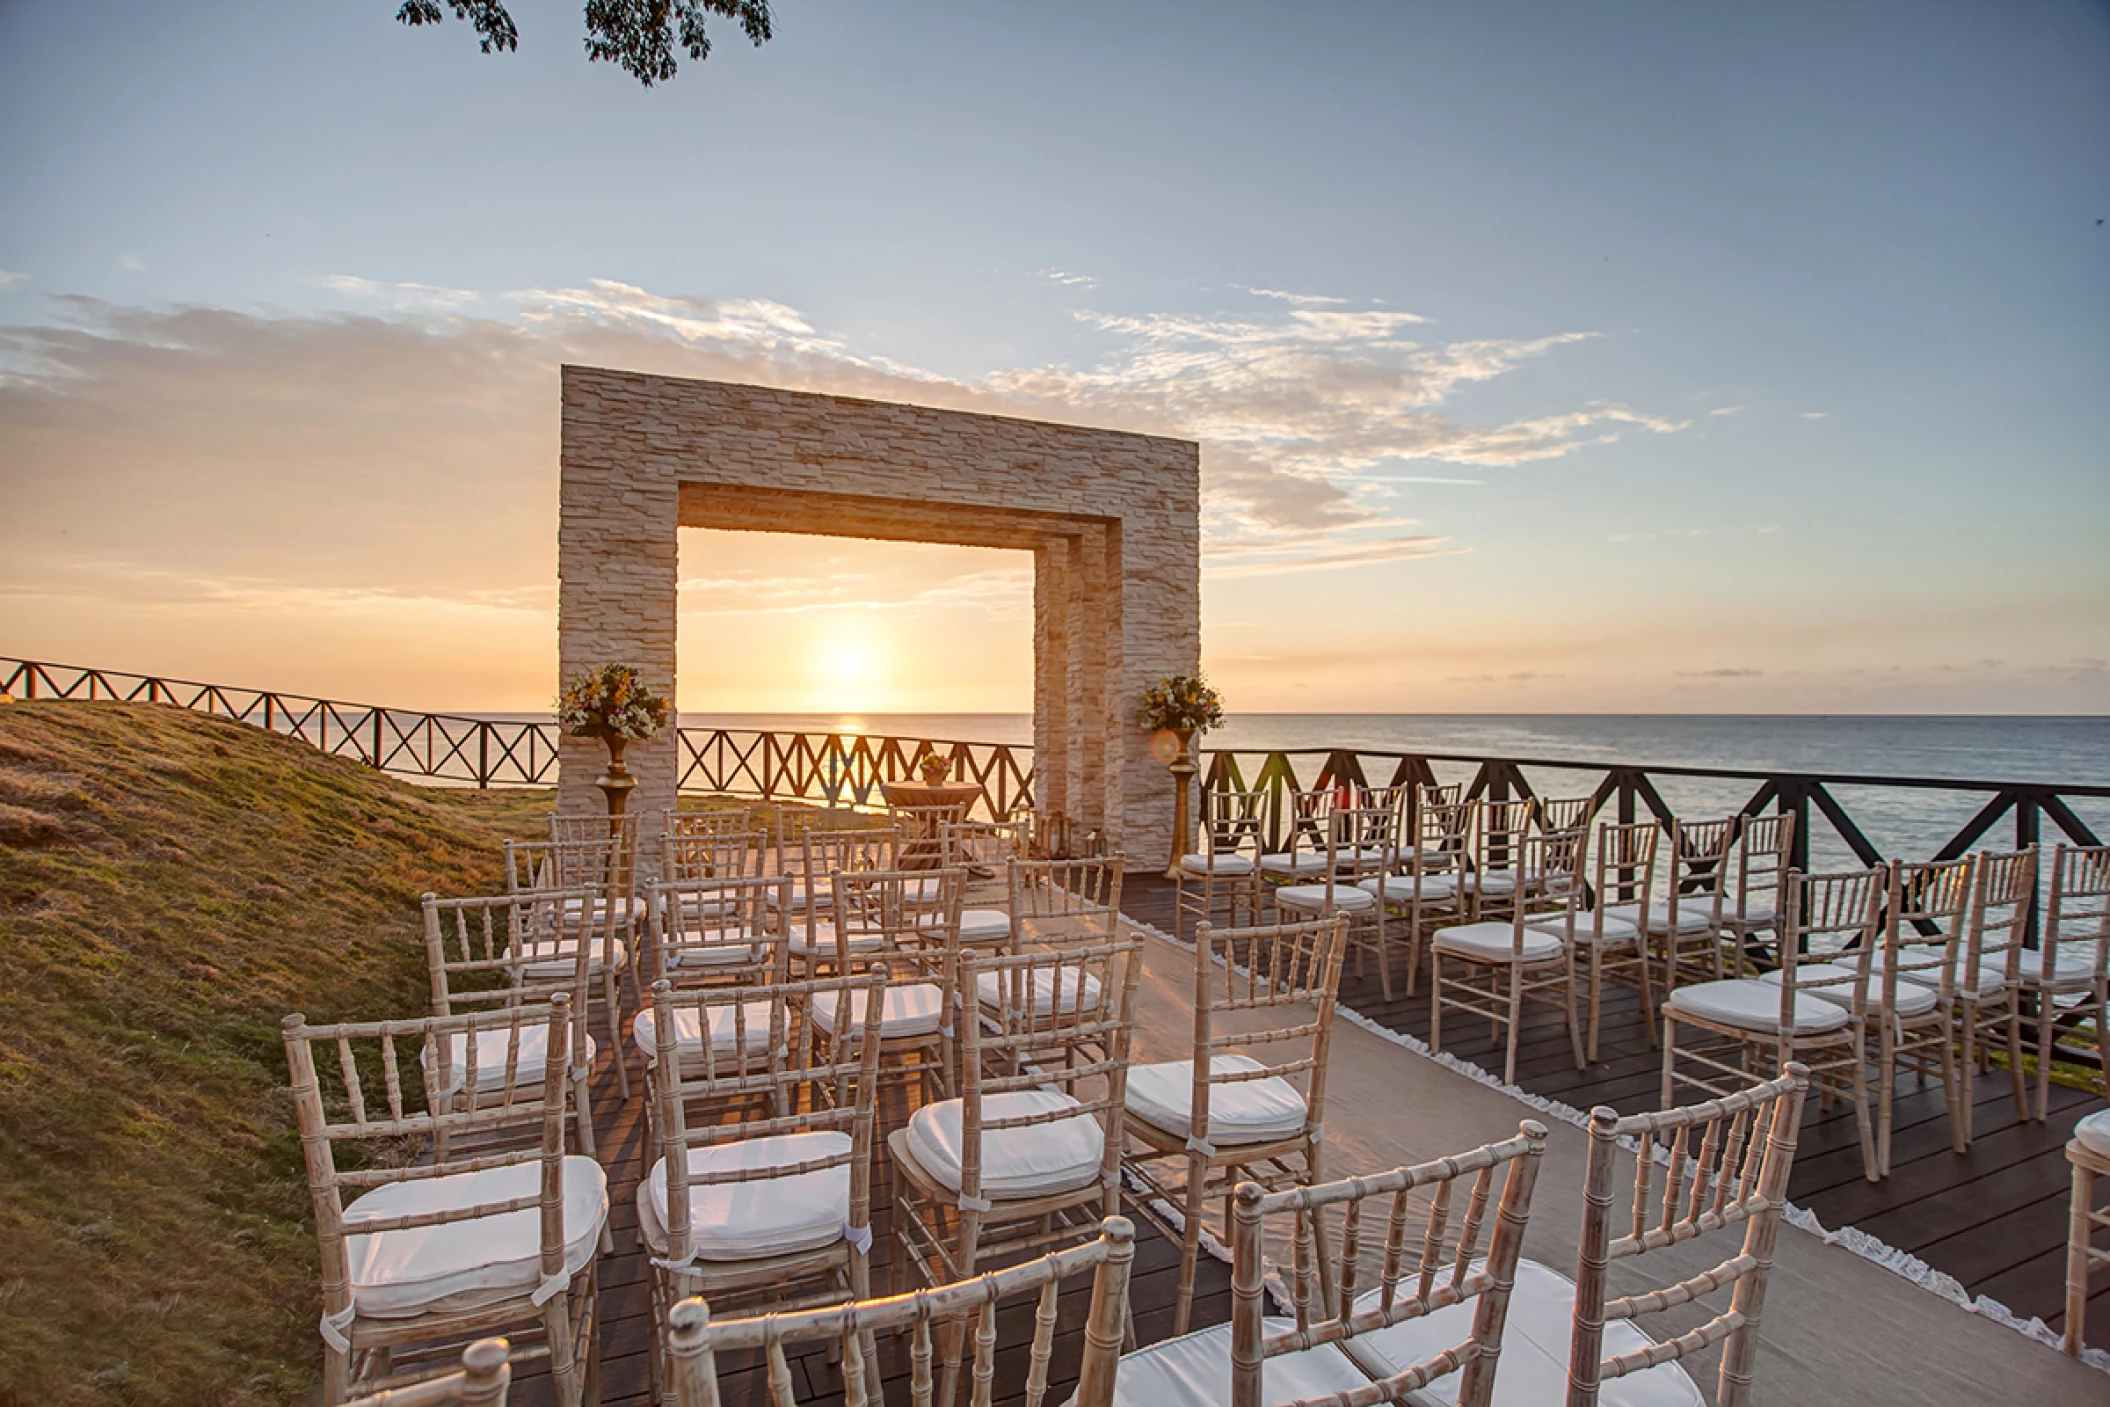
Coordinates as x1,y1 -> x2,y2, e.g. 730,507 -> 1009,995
2,1 -> 2105,716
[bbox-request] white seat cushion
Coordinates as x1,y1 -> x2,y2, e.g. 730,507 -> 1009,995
421,1026 -> 598,1095
1259,852 -> 1329,878
1462,868 -> 1534,895
1358,873 -> 1460,902
1181,852 -> 1257,876
786,920 -> 892,957
506,934 -> 628,980
631,1000 -> 780,1061
2017,950 -> 2104,987
905,1091 -> 1105,1199
1431,921 -> 1564,964
666,934 -> 762,968
1874,949 -> 2012,1000
560,894 -> 644,926
2076,1109 -> 2110,1159
1342,1259 -> 1703,1407
1603,900 -> 1718,935
1664,978 -> 1849,1034
766,880 -> 831,910
1758,964 -> 1938,1017
1527,911 -> 1641,945
974,967 -> 1103,1016
953,909 -> 1013,942
1125,1054 -> 1308,1145
808,983 -> 946,1040
1274,883 -> 1378,912
343,1155 -> 607,1319
639,1131 -> 852,1261
1722,899 -> 1778,927
1111,1318 -> 1372,1407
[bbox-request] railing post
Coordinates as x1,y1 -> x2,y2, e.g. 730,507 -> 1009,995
2018,790 -> 2042,948
370,709 -> 383,770
479,723 -> 491,790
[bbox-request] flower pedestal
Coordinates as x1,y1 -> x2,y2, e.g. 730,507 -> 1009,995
1160,728 -> 1198,880
595,734 -> 637,827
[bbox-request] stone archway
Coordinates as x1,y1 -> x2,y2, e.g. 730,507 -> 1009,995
556,367 -> 1200,870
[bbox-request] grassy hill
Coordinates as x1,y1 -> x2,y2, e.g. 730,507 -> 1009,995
0,701 -> 554,1407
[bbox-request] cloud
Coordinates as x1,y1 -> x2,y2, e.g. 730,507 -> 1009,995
1240,286 -> 1352,307
1447,670 -> 1564,682
0,269 -> 27,290
118,254 -> 144,272
309,274 -> 480,311
1678,668 -> 1763,678
1033,268 -> 1099,289
1708,405 -> 1747,417
1796,411 -> 1829,419
1609,527 -> 1711,542
1204,533 -> 1461,579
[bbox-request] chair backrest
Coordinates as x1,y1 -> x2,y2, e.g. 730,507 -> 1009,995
1726,813 -> 1795,925
644,874 -> 792,987
1281,787 -> 1334,858
1228,1122 -> 1551,1407
1201,787 -> 1267,863
421,887 -> 595,1018
939,816 -> 1028,869
793,827 -> 900,946
1187,917 -> 1347,1150
662,829 -> 763,884
665,1215 -> 1137,1407
1961,846 -> 2037,996
771,802 -> 876,855
1469,797 -> 1536,880
548,812 -> 639,897
1572,1065 -> 1810,1406
645,971 -> 887,1269
1492,829 -> 1591,951
1421,781 -> 1466,809
283,997 -> 575,1340
1878,856 -> 1974,1008
1006,855 -> 1124,949
1413,797 -> 1475,872
501,839 -> 631,973
1772,868 -> 1885,1019
1359,783 -> 1412,818
958,941 -> 1141,1201
1592,819 -> 1660,915
1534,795 -> 1596,838
664,807 -> 757,842
358,1338 -> 512,1405
1664,816 -> 1738,922
2044,843 -> 2110,984
1322,804 -> 1398,892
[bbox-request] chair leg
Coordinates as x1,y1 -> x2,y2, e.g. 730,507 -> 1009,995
1171,1150 -> 1209,1336
544,1277 -> 584,1407
1586,948 -> 1605,1065
2036,998 -> 2056,1122
2067,1159 -> 2094,1356
1562,959 -> 1584,1072
1659,1016 -> 1678,1108
1374,915 -> 1394,1003
2006,1002 -> 2030,1121
1939,1019 -> 1965,1157
1503,965 -> 1524,1086
2095,990 -> 2110,1101
1876,1023 -> 1897,1178
1429,954 -> 1446,1056
1852,1040 -> 1881,1183
1957,1006 -> 1979,1152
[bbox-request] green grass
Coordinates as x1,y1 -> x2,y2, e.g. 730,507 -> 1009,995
0,702 -> 554,1407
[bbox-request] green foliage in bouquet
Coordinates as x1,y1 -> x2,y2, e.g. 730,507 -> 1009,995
1139,672 -> 1225,734
557,663 -> 669,742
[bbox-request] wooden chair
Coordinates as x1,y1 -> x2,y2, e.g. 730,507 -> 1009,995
504,836 -> 635,1100
1431,829 -> 1590,1084
1461,796 -> 1537,923
639,969 -> 889,1404
1110,1123 -> 1551,1407
1548,819 -> 1660,1064
1122,915 -> 1348,1336
1275,804 -> 1397,997
1259,786 -> 1335,888
665,1215 -> 1137,1407
2030,843 -> 2110,1119
1358,794 -> 1475,998
1606,816 -> 1736,993
1534,793 -> 1597,840
421,889 -> 605,1161
661,829 -> 764,885
1006,854 -> 1124,950
358,1338 -> 512,1406
891,940 -> 1142,1404
1175,785 -> 1266,942
633,876 -> 794,1113
816,865 -> 967,1102
1950,846 -> 2037,1146
1344,1070 -> 1809,1406
782,827 -> 899,976
283,996 -> 603,1405
1663,868 -> 1883,1181
1859,856 -> 1975,1175
548,811 -> 643,930
939,813 -> 1028,873
1719,812 -> 1795,976
891,801 -> 978,870
2066,1109 -> 2110,1356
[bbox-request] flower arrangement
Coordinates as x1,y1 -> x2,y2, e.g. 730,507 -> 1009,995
556,664 -> 668,743
918,750 -> 952,785
1138,672 -> 1225,735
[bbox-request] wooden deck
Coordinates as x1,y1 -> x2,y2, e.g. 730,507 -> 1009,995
505,872 -> 2103,1404
1117,872 -> 2110,1358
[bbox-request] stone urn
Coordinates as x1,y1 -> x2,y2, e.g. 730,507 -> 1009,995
596,733 -> 637,818
1160,727 -> 1199,879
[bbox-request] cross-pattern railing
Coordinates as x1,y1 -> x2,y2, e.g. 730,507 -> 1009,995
0,657 -> 1034,821
1202,746 -> 2109,916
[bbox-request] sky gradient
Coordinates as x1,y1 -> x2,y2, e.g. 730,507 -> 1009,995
2,0 -> 2105,715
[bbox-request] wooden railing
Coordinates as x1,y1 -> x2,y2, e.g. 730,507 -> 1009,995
1202,747 -> 2109,893
0,657 -> 1034,822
